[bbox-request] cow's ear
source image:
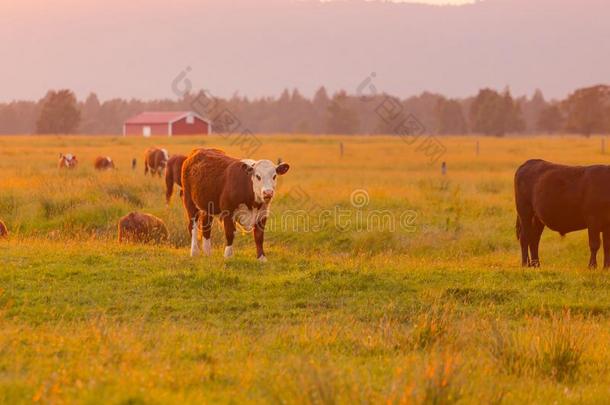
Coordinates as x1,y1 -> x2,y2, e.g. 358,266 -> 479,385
241,162 -> 255,175
276,163 -> 290,175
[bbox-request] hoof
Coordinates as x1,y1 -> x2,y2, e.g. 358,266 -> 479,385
203,239 -> 212,256
258,255 -> 268,263
224,246 -> 234,259
190,248 -> 200,257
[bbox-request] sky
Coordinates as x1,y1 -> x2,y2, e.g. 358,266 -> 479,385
1,0 -> 608,102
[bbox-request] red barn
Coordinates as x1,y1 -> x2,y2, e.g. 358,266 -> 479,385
123,111 -> 212,137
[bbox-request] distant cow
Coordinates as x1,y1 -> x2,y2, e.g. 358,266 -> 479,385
94,156 -> 115,170
58,153 -> 78,169
144,147 -> 169,177
182,149 -> 290,261
118,212 -> 169,244
165,154 -> 187,204
515,159 -> 610,268
0,220 -> 7,238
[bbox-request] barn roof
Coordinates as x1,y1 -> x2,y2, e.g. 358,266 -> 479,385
125,111 -> 209,125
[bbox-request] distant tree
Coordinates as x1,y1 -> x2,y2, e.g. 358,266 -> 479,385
312,87 -> 331,133
505,90 -> 526,133
537,104 -> 563,134
469,88 -> 524,136
520,89 -> 548,132
327,91 -> 359,134
79,92 -> 101,134
563,85 -> 610,136
436,97 -> 467,134
36,90 -> 81,134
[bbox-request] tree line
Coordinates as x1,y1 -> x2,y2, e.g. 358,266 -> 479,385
1,85 -> 609,136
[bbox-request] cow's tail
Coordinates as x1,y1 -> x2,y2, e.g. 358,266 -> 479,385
516,216 -> 521,241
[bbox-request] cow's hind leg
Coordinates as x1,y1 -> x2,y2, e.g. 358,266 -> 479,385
588,227 -> 601,269
201,213 -> 213,256
165,171 -> 175,205
182,186 -> 201,256
528,217 -> 545,268
222,215 -> 236,259
602,229 -> 610,269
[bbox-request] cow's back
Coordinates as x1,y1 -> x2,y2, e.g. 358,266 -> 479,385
182,149 -> 235,214
516,159 -> 598,234
146,148 -> 167,168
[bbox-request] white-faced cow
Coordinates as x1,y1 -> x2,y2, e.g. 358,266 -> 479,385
181,148 -> 290,261
94,156 -> 115,171
58,153 -> 78,169
144,147 -> 169,177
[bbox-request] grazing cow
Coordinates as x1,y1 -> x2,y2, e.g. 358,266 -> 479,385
144,147 -> 169,177
94,156 -> 115,170
118,212 -> 169,244
182,148 -> 290,261
515,159 -> 610,269
58,153 -> 78,169
165,154 -> 187,204
0,220 -> 7,238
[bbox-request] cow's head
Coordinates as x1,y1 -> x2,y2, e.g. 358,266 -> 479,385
61,153 -> 78,168
241,159 -> 290,203
159,149 -> 169,168
67,154 -> 78,167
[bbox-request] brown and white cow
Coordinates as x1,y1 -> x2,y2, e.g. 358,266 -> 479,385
58,153 -> 78,169
144,147 -> 169,177
0,220 -> 8,238
165,154 -> 187,204
94,156 -> 115,170
118,212 -> 169,244
181,148 -> 290,261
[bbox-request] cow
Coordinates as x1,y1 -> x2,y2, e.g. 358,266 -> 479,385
0,220 -> 7,238
165,154 -> 187,204
58,153 -> 78,169
181,148 -> 290,261
515,159 -> 610,269
144,147 -> 169,177
118,212 -> 169,244
94,156 -> 115,171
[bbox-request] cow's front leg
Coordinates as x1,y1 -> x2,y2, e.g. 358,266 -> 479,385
190,217 -> 200,257
603,230 -> 610,269
223,215 -> 236,259
588,227 -> 601,269
254,217 -> 267,262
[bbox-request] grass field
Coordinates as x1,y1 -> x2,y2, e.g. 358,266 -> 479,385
0,134 -> 609,404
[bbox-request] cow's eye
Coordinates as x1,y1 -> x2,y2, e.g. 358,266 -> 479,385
256,175 -> 261,181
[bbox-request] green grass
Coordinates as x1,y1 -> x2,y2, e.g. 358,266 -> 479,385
0,135 -> 609,404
